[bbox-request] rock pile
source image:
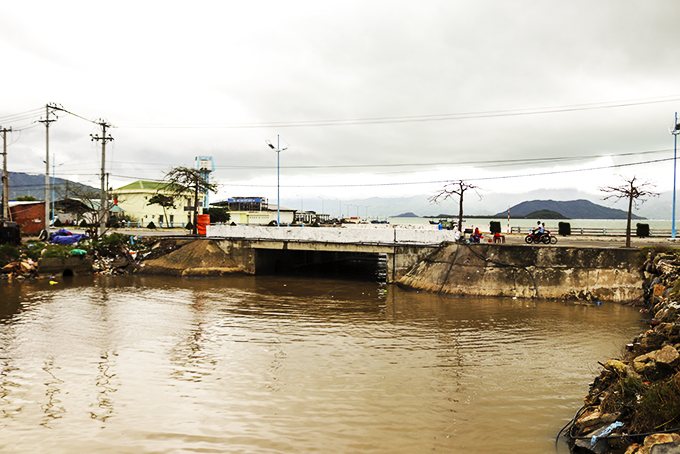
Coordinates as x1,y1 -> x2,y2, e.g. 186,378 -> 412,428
0,258 -> 37,280
564,248 -> 680,454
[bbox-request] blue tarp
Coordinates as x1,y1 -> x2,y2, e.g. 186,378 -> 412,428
49,229 -> 89,245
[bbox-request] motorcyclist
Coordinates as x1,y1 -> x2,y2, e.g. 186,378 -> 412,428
534,221 -> 545,240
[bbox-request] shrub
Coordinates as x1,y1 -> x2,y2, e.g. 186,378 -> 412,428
204,207 -> 230,223
558,222 -> 571,236
185,221 -> 193,231
0,244 -> 20,266
79,220 -> 88,227
147,221 -> 156,229
54,218 -> 63,227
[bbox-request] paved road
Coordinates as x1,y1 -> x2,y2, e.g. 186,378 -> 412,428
45,227 -> 679,249
497,233 -> 677,249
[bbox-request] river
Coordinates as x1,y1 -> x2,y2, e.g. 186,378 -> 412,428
0,275 -> 647,453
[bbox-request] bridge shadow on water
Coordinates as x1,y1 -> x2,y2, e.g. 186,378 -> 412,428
272,251 -> 387,283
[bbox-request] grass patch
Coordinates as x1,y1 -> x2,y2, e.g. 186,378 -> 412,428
600,374 -> 680,434
0,244 -> 21,266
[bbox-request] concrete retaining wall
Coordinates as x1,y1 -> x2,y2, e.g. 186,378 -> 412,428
398,243 -> 644,302
38,256 -> 93,277
207,225 -> 458,245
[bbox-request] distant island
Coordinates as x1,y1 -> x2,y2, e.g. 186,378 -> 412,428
495,199 -> 643,220
392,212 -> 420,218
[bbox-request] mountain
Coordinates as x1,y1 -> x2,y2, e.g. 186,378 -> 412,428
275,189 -> 672,219
392,212 -> 420,218
497,199 -> 643,220
6,172 -> 99,200
525,209 -> 568,219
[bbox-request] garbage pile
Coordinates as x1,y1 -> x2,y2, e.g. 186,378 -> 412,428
48,228 -> 89,245
1,258 -> 37,280
562,248 -> 680,454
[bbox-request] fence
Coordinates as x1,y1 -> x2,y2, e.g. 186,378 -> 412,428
511,226 -> 673,237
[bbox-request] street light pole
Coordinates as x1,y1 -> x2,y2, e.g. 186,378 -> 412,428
267,135 -> 287,226
671,113 -> 679,239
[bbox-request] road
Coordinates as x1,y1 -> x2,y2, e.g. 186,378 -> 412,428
46,226 -> 679,249
497,232 -> 677,249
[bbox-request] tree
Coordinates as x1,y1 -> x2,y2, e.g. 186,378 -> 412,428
600,175 -> 659,248
159,166 -> 218,234
53,185 -> 121,240
16,195 -> 38,201
147,194 -> 175,228
429,180 -> 481,232
203,207 -> 230,223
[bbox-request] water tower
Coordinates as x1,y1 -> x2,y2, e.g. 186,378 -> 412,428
195,156 -> 215,208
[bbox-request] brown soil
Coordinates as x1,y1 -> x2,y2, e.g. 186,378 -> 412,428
139,239 -> 244,277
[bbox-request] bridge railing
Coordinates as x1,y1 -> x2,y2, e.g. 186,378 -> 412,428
207,224 -> 459,245
512,226 -> 673,237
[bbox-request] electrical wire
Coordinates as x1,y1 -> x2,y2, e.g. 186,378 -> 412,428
225,156 -> 674,189
115,94 -> 680,129
212,148 -> 671,171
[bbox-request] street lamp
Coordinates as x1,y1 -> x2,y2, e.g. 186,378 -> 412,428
266,135 -> 287,227
670,113 -> 679,239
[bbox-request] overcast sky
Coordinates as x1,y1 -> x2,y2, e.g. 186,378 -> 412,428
2,1 -> 680,210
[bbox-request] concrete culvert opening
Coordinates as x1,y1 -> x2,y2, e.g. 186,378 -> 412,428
269,250 -> 387,282
62,269 -> 74,277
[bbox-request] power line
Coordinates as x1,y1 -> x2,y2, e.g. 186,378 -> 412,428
212,148 -> 671,170
224,156 -> 674,188
116,94 -> 680,129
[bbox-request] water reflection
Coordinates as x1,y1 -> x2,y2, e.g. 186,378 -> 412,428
0,275 -> 647,454
90,351 -> 117,424
41,358 -> 65,426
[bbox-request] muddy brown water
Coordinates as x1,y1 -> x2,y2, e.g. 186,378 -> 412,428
0,275 -> 647,453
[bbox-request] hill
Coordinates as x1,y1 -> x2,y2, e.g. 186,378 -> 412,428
392,212 -> 420,218
525,209 -> 568,219
8,172 -> 99,200
497,199 -> 643,220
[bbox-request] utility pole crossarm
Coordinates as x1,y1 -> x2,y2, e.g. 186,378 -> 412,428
90,120 -> 114,238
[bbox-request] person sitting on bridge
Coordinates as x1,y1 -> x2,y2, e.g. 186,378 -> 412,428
470,227 -> 482,243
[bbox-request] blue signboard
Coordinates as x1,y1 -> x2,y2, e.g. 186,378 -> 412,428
228,198 -> 263,203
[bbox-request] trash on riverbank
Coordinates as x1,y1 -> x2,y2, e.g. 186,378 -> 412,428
562,247 -> 680,454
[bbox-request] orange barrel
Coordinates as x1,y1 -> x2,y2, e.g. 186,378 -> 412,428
197,214 -> 210,235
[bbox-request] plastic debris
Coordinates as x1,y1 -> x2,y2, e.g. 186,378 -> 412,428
591,421 -> 623,446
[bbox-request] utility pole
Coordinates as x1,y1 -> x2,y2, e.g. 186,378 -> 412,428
90,120 -> 113,238
1,126 -> 12,222
38,104 -> 57,236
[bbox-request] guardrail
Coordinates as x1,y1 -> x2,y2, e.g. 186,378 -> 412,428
511,227 -> 673,237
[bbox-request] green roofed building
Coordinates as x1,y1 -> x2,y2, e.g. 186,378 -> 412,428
112,180 -> 203,227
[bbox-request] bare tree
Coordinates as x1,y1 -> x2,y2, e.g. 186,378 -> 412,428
600,175 -> 659,248
53,183 -> 122,239
160,166 -> 218,234
429,180 -> 481,232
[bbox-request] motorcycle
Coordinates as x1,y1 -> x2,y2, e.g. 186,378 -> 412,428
525,230 -> 558,245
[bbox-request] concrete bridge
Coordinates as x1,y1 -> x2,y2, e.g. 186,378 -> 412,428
207,224 -> 458,282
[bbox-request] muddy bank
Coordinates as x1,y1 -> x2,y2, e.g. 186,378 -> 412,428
138,239 -> 244,277
1,236 -> 245,279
